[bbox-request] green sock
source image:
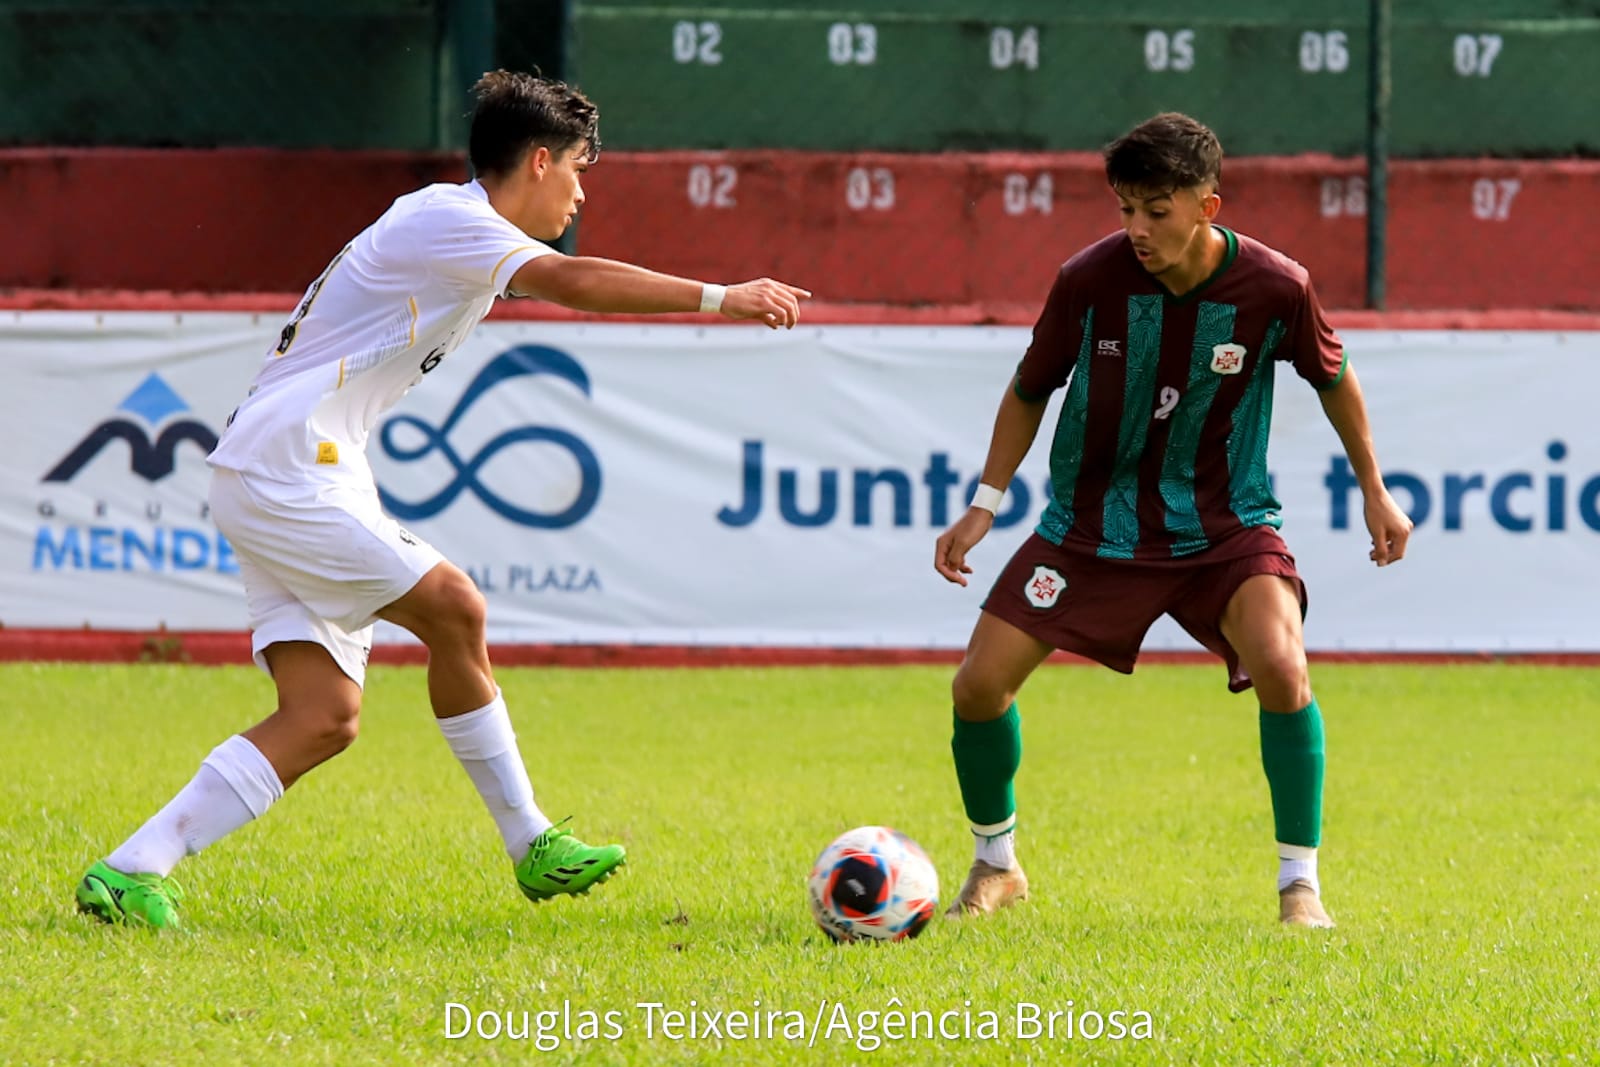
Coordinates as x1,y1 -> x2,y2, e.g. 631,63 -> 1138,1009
951,704 -> 1022,827
1259,699 -> 1325,848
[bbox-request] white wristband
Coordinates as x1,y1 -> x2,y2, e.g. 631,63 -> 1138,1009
699,283 -> 727,314
971,483 -> 1005,515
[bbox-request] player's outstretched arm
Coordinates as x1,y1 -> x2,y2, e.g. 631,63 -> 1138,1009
934,386 -> 1051,586
510,255 -> 811,328
1316,364 -> 1413,566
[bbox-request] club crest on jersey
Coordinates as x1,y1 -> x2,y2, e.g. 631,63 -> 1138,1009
1025,566 -> 1066,609
1210,343 -> 1247,375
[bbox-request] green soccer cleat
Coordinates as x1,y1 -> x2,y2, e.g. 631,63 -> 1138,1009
76,860 -> 185,930
514,820 -> 627,904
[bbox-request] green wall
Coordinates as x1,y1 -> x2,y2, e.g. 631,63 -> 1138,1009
2,1 -> 1594,155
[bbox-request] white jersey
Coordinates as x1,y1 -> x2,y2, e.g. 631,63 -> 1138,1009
208,180 -> 554,485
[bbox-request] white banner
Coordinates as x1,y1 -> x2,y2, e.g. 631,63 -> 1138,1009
3,313 -> 1596,652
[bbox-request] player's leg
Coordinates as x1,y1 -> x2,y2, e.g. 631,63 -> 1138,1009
75,550 -> 360,927
1219,570 -> 1334,928
245,640 -> 365,786
211,471 -> 622,903
378,562 -> 625,902
951,609 -> 1054,859
946,610 -> 1053,916
378,563 -> 545,852
375,560 -> 495,716
947,536 -> 1164,917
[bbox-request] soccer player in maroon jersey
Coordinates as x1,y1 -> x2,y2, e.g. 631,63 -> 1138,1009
934,112 -> 1412,927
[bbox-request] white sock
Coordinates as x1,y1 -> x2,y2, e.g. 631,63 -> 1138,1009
437,690 -> 551,859
105,735 -> 283,877
971,815 -> 1018,870
1278,843 -> 1319,893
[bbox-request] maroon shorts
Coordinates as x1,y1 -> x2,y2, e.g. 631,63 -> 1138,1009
981,526 -> 1307,693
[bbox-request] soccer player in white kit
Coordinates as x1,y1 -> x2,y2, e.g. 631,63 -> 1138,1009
75,71 -> 810,928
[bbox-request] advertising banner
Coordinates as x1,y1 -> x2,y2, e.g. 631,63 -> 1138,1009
4,314 -> 1595,652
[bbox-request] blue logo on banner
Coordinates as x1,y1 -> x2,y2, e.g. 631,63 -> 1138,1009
33,373 -> 234,574
43,373 -> 218,483
1326,442 -> 1600,532
378,345 -> 602,528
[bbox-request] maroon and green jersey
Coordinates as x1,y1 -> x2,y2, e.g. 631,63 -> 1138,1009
1017,226 -> 1346,560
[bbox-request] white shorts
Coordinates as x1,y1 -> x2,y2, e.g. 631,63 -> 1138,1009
209,467 -> 444,687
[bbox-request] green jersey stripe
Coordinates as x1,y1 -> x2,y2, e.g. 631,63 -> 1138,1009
1227,318 -> 1288,528
1161,301 -> 1238,555
1097,295 -> 1163,559
1037,307 -> 1094,545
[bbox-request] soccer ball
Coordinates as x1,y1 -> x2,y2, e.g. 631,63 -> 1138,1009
806,826 -> 939,943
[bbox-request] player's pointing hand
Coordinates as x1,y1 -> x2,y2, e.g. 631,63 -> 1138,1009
721,278 -> 812,329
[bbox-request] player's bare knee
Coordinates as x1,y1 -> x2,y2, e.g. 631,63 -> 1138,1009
415,567 -> 487,646
443,577 -> 486,633
316,688 -> 362,751
321,708 -> 361,755
1253,649 -> 1311,710
278,691 -> 361,756
951,664 -> 1013,721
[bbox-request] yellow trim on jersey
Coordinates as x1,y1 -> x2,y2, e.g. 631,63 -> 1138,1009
407,296 -> 419,346
490,245 -> 540,294
336,357 -> 346,389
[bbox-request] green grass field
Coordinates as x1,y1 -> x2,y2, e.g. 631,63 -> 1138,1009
2,662 -> 1597,1065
